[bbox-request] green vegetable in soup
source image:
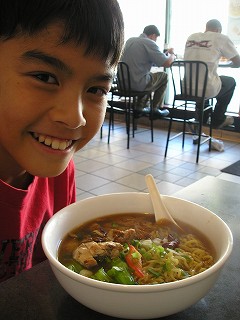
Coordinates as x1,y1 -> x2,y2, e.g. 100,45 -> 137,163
93,267 -> 111,283
65,260 -> 83,273
107,266 -> 135,285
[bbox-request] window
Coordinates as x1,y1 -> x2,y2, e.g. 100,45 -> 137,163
168,0 -> 239,114
118,0 -> 240,114
118,0 -> 166,49
169,0 -> 229,57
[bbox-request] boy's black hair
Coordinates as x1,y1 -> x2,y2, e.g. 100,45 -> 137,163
0,0 -> 124,66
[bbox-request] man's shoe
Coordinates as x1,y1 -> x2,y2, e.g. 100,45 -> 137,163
150,108 -> 170,119
192,135 -> 199,145
142,106 -> 151,114
134,107 -> 151,118
217,116 -> 234,129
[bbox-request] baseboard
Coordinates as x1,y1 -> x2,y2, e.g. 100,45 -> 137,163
106,113 -> 240,143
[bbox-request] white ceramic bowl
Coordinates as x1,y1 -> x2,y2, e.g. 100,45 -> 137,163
42,192 -> 233,319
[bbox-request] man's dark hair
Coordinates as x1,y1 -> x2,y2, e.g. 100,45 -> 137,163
0,0 -> 124,66
206,19 -> 222,33
143,25 -> 160,37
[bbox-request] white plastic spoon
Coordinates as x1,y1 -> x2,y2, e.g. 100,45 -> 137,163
145,174 -> 183,232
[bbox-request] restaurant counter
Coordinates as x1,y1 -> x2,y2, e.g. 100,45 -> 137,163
0,176 -> 239,320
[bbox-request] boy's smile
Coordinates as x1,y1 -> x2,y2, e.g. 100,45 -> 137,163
32,132 -> 74,151
0,24 -> 114,187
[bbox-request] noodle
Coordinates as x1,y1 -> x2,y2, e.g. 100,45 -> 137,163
138,234 -> 214,284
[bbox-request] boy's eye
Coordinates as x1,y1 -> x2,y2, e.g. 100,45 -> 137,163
87,87 -> 107,96
33,73 -> 58,85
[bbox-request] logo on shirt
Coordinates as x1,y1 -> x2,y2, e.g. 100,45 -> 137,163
186,40 -> 212,48
0,230 -> 39,281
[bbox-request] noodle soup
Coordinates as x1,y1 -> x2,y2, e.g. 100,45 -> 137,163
58,213 -> 215,285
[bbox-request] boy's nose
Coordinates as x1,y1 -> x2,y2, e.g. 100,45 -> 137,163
50,95 -> 86,129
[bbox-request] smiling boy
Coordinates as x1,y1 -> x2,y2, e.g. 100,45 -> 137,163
0,0 -> 124,282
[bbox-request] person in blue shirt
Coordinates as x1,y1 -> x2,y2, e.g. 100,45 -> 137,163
121,25 -> 175,118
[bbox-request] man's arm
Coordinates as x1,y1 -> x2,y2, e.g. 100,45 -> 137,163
230,54 -> 240,68
162,48 -> 176,68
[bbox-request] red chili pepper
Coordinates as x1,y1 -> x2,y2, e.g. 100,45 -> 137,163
125,244 -> 144,278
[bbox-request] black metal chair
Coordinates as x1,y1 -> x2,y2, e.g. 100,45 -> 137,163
107,61 -> 154,149
164,60 -> 213,163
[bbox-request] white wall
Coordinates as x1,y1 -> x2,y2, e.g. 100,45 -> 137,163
118,0 -> 166,49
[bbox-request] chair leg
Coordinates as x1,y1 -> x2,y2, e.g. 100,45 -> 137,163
108,108 -> 113,144
196,107 -> 204,163
164,116 -> 173,158
182,104 -> 188,149
182,119 -> 186,149
208,108 -> 213,151
132,113 -> 135,138
150,98 -> 154,142
132,97 -> 137,138
196,132 -> 201,163
151,117 -> 154,142
126,109 -> 130,149
111,113 -> 114,130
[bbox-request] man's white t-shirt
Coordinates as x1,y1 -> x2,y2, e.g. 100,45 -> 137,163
184,31 -> 238,98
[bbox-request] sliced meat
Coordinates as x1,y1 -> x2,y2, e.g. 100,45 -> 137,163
107,228 -> 136,243
73,241 -> 123,268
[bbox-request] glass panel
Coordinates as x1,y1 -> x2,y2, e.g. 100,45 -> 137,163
117,0 -> 166,49
169,0 -> 229,56
118,0 -> 239,114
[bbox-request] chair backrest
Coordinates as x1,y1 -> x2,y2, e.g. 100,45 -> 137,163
170,60 -> 208,102
116,61 -> 132,96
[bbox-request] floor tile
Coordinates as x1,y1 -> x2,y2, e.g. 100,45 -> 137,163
75,173 -> 109,192
116,173 -> 153,191
154,180 -> 183,195
115,159 -> 151,172
90,182 -> 138,195
74,120 -> 240,200
93,166 -> 132,181
75,159 -> 108,173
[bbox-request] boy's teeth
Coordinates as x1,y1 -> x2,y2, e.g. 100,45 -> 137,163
33,133 -> 72,150
45,137 -> 52,146
38,135 -> 45,143
52,140 -> 69,150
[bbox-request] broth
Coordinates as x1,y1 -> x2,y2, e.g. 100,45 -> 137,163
58,213 -> 215,285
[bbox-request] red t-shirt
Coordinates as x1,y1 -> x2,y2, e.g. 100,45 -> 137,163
0,160 -> 76,282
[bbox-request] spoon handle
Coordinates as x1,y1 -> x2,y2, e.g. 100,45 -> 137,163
145,174 -> 182,229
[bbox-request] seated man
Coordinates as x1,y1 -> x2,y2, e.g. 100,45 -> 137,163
121,25 -> 176,118
184,19 -> 240,129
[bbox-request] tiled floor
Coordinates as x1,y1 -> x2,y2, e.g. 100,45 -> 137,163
74,119 -> 240,201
